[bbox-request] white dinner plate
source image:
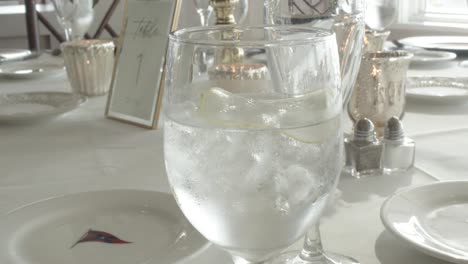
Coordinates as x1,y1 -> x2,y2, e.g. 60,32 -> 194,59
0,59 -> 64,79
381,181 -> 468,264
0,92 -> 86,123
0,49 -> 31,63
410,50 -> 456,66
399,36 -> 468,54
0,190 -> 209,264
459,60 -> 468,68
406,77 -> 468,104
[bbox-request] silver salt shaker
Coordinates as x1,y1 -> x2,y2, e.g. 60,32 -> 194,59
344,118 -> 382,178
381,117 -> 415,173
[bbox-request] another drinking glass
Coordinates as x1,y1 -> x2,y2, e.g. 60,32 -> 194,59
365,0 -> 397,30
164,25 -> 343,264
265,0 -> 366,107
193,0 -> 213,26
51,0 -> 94,41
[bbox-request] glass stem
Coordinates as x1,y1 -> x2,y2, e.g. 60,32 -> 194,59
197,10 -> 212,26
62,21 -> 73,41
298,224 -> 326,263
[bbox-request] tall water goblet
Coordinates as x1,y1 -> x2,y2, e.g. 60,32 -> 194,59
164,25 -> 343,264
265,0 -> 365,263
51,0 -> 94,41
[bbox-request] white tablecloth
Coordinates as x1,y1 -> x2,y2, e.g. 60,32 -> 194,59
1,60 -> 467,264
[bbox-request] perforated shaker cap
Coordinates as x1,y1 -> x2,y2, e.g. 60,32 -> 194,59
384,116 -> 405,140
354,118 -> 377,142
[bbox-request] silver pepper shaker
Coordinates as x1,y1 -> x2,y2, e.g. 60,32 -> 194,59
381,117 -> 415,174
344,118 -> 382,178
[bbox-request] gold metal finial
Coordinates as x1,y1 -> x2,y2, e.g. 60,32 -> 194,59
208,0 -> 244,67
210,0 -> 239,25
209,0 -> 244,64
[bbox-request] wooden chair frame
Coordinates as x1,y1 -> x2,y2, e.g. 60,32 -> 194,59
24,0 -> 120,51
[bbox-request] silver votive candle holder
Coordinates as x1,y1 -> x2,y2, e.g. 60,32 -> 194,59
348,51 -> 413,135
62,39 -> 115,96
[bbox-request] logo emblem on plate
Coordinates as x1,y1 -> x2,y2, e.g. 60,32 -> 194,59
70,229 -> 132,249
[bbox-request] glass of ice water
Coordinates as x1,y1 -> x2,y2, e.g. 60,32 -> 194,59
164,25 -> 342,264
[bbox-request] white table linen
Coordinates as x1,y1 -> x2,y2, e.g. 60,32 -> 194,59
1,60 -> 467,264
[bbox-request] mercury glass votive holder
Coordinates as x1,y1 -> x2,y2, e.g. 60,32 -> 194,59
348,51 -> 413,135
62,39 -> 115,96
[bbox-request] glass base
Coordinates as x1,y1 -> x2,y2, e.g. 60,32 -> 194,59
322,252 -> 360,264
269,250 -> 360,264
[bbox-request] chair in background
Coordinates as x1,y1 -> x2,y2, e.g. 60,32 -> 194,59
24,0 -> 121,51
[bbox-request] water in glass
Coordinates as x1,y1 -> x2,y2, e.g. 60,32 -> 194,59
165,85 -> 342,261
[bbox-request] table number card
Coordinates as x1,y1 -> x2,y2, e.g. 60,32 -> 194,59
106,0 -> 182,128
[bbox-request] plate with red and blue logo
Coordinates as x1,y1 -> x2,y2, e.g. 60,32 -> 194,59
0,190 -> 209,264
